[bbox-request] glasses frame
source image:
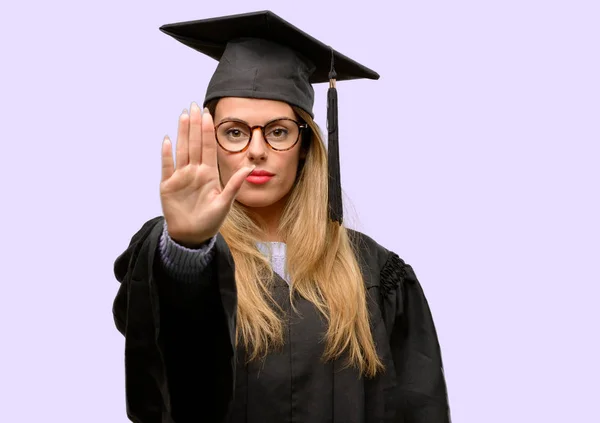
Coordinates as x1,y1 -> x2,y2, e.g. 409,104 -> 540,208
214,117 -> 308,153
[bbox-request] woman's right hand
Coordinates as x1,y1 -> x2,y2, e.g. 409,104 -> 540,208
159,102 -> 254,248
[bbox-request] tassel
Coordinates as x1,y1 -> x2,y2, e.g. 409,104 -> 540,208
327,48 -> 343,224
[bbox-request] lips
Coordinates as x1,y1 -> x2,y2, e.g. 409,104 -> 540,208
249,169 -> 274,176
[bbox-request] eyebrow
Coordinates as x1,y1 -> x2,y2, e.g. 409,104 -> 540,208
217,116 -> 295,125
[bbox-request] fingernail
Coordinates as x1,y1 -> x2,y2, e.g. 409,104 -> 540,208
191,102 -> 199,111
182,108 -> 188,115
203,107 -> 209,114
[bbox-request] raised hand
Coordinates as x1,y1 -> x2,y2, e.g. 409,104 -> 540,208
160,102 -> 254,247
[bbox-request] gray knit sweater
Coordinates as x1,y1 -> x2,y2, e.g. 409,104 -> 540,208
158,221 -> 290,284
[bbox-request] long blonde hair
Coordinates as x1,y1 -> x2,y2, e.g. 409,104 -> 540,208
206,100 -> 384,377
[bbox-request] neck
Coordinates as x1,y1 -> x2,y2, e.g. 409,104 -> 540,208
246,195 -> 289,242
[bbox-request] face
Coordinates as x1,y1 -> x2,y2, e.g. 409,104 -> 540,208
214,97 -> 307,211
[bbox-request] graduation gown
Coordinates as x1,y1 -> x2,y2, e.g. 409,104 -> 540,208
112,216 -> 451,422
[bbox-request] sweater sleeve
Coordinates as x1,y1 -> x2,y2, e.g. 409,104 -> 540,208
158,220 -> 217,283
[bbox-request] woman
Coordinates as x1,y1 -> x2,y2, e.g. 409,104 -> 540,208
112,10 -> 451,423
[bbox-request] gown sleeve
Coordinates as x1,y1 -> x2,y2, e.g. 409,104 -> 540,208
380,251 -> 452,423
112,216 -> 238,423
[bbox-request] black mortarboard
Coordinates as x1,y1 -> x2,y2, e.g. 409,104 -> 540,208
159,10 -> 379,224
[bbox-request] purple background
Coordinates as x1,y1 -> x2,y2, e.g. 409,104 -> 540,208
2,0 -> 599,421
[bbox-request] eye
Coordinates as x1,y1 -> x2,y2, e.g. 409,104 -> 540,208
224,126 -> 250,139
267,127 -> 289,139
226,129 -> 242,138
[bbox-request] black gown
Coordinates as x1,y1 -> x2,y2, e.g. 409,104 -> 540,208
112,216 -> 451,423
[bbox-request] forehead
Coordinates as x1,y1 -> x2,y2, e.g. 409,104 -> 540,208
215,97 -> 296,122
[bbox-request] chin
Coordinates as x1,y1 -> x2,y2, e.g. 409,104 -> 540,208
236,188 -> 287,209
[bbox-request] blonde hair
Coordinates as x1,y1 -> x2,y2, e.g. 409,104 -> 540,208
206,100 -> 384,377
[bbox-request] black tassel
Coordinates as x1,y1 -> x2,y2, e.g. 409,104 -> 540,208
327,48 -> 343,224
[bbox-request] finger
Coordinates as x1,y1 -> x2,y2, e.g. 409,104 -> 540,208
176,108 -> 190,169
201,108 -> 217,168
221,165 -> 255,205
161,136 -> 174,182
188,102 -> 202,165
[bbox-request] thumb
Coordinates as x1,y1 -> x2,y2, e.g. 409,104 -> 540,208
220,165 -> 255,205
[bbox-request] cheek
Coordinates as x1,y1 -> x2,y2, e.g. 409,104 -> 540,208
280,152 -> 301,182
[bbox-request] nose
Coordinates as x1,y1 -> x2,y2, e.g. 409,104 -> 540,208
246,127 -> 268,161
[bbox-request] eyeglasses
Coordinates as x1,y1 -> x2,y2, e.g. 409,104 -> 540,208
214,117 -> 308,153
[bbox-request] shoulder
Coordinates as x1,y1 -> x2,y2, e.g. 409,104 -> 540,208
114,216 -> 164,280
346,228 -> 417,290
346,228 -> 391,268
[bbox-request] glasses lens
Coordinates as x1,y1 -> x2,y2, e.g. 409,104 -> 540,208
216,121 -> 251,151
264,119 -> 299,149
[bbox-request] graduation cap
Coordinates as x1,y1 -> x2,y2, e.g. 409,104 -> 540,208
159,10 -> 379,224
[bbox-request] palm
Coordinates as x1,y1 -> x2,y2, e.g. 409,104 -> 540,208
162,157 -> 218,193
161,163 -> 217,209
